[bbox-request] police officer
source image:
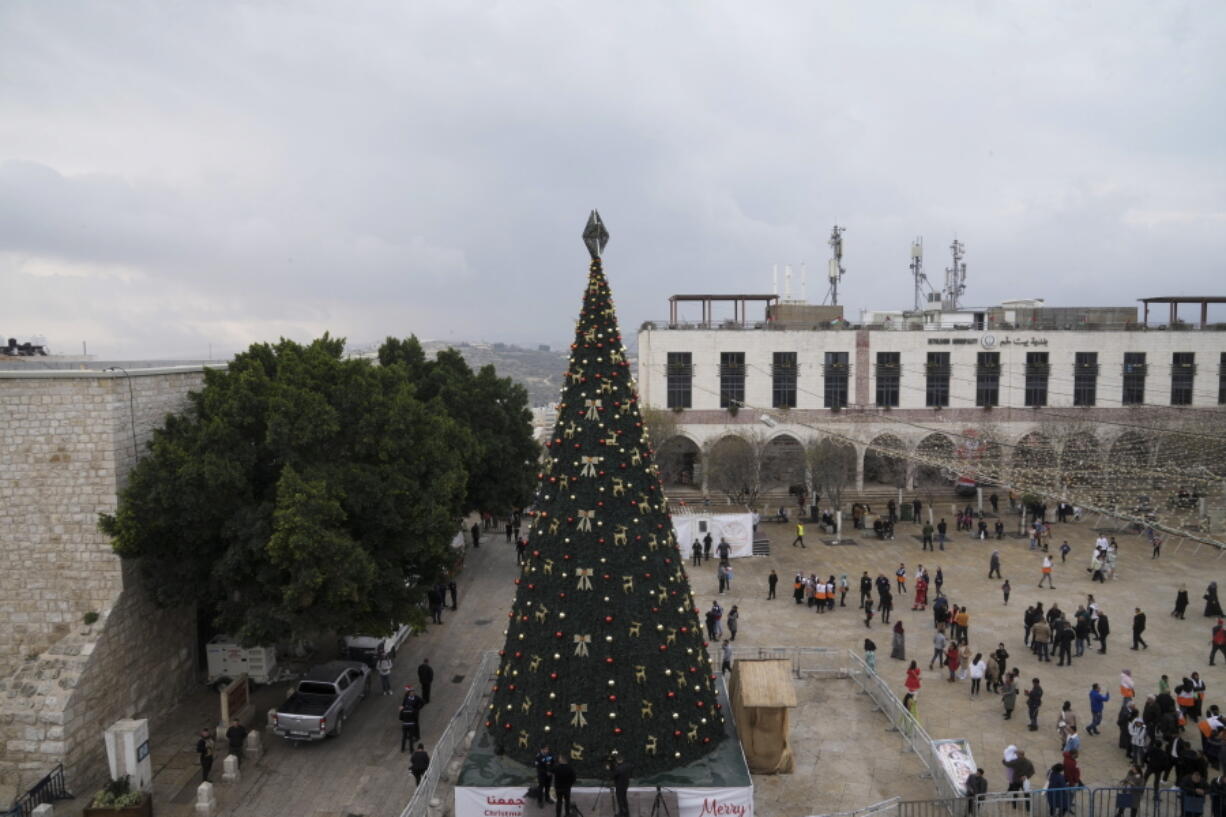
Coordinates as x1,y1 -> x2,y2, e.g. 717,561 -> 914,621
534,744 -> 554,806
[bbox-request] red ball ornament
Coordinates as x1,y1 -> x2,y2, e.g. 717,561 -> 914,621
604,615 -> 614,623
613,727 -> 623,735
514,651 -> 522,658
498,650 -> 506,657
659,645 -> 668,652
605,657 -> 615,664
533,550 -> 541,557
550,672 -> 559,680
597,501 -> 604,508
546,711 -> 554,718
673,729 -> 682,737
563,554 -> 571,560
555,631 -> 564,639
608,694 -> 617,702
504,723 -> 512,730
667,691 -> 676,699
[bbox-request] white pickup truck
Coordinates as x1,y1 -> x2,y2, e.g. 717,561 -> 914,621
272,661 -> 371,741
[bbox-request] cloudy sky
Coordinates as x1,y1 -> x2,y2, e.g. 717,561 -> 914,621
2,1 -> 1224,358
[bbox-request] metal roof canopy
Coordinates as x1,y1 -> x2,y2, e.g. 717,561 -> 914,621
668,293 -> 779,326
1139,296 -> 1226,328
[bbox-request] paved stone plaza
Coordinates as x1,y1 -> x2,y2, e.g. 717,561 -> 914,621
77,507 -> 1223,817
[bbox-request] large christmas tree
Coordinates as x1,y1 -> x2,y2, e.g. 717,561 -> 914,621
486,212 -> 724,777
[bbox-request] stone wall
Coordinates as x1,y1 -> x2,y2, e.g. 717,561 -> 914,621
0,367 -> 213,797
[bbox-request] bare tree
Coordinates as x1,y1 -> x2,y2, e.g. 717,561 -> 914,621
807,438 -> 856,527
704,431 -> 769,507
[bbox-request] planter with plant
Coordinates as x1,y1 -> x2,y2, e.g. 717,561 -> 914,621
83,776 -> 152,817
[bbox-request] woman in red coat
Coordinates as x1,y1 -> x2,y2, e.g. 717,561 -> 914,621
905,660 -> 923,695
913,576 -> 929,611
946,642 -> 961,681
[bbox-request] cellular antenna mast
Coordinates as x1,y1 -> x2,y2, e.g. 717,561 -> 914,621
943,237 -> 967,310
824,224 -> 846,305
910,237 -> 928,311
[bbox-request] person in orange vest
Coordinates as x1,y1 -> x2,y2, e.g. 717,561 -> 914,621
1120,669 -> 1135,700
1211,619 -> 1226,665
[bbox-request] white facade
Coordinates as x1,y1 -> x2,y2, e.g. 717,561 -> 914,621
638,327 -> 1226,412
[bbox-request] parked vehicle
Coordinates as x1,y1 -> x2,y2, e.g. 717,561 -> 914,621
272,661 -> 371,741
341,623 -> 413,667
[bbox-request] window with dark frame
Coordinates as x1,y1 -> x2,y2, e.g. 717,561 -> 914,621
1171,352 -> 1195,406
1122,352 -> 1146,405
1073,352 -> 1098,407
875,351 -> 900,407
925,351 -> 950,407
824,351 -> 849,408
772,352 -> 797,409
666,352 -> 692,409
975,351 -> 1000,407
719,351 -> 745,408
1024,351 -> 1049,407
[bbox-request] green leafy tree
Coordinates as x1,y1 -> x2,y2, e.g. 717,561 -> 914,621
380,337 -> 538,514
486,249 -> 724,777
100,335 -> 472,645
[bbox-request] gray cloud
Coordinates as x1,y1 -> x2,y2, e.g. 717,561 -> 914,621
1,0 -> 1223,359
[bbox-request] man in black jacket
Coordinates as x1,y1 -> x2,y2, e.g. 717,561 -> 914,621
1097,612 -> 1111,654
417,659 -> 434,704
1026,677 -> 1044,731
612,751 -> 632,817
860,572 -> 872,609
553,754 -> 577,817
409,743 -> 430,784
1133,608 -> 1149,650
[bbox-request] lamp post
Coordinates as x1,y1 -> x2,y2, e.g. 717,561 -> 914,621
106,367 -> 139,464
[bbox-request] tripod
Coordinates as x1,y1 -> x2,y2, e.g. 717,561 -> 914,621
568,778 -> 612,817
649,786 -> 671,817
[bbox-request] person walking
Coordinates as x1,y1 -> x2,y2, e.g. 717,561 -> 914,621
409,743 -> 430,785
1032,617 -> 1052,662
966,767 -> 988,815
946,642 -> 961,682
880,589 -> 894,625
905,660 -> 922,696
1132,608 -> 1148,650
1002,579 -> 1011,605
196,728 -> 215,783
864,597 -> 875,628
1057,702 -> 1079,750
922,521 -> 934,551
1174,585 -> 1190,619
1097,610 -> 1111,654
448,579 -> 458,610
727,606 -> 739,641
691,539 -> 702,567
1047,763 -> 1071,817
1088,683 -> 1110,736
864,638 -> 878,673
839,574 -> 850,607
399,702 -> 421,751
717,564 -> 727,594
471,522 -> 480,549
896,563 -> 908,594
930,627 -> 948,670
417,658 -> 434,705
768,569 -> 778,600
792,522 -> 806,548
989,550 -> 1002,579
224,717 -> 247,766
1039,554 -> 1055,589
516,537 -> 527,565
937,518 -> 948,550
1120,669 -> 1135,704
703,532 -> 713,562
891,620 -> 907,661
721,640 -> 733,676
1027,677 -> 1045,731
859,572 -> 872,609
1211,618 -> 1226,665
377,652 -> 394,695
1206,583 -> 1223,617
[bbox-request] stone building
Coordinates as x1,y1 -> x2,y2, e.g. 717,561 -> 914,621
636,295 -> 1226,526
0,366 -> 217,799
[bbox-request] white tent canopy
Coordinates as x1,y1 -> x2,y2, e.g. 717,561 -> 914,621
672,511 -> 756,559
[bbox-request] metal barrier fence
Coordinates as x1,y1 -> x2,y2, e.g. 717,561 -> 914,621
809,796 -> 901,817
3,763 -> 71,817
727,645 -> 851,679
397,650 -> 500,817
845,651 -> 964,803
896,786 -> 1188,817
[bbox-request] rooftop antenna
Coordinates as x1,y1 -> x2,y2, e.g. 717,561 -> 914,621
824,224 -> 846,305
943,237 -> 967,310
910,237 -> 929,311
